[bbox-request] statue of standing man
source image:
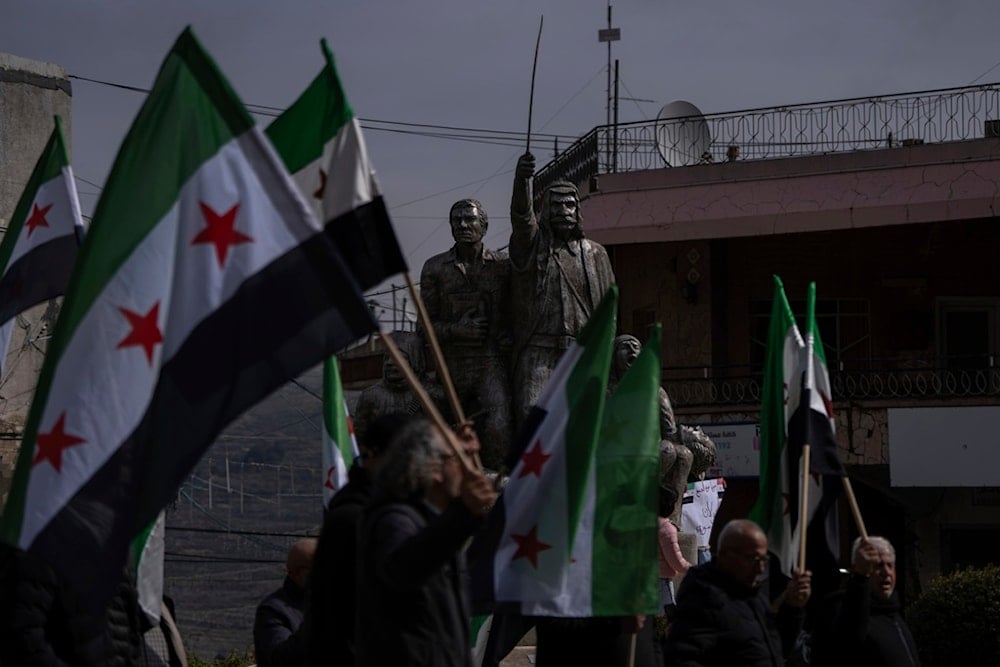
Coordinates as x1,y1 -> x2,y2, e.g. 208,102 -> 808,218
509,153 -> 616,429
419,199 -> 512,470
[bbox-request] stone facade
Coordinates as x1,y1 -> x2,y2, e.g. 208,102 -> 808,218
0,52 -> 72,503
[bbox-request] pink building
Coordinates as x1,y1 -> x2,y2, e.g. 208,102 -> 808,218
540,82 -> 1000,598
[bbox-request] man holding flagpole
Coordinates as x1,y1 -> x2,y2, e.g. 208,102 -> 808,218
665,519 -> 811,666
356,418 -> 495,667
305,411 -> 411,667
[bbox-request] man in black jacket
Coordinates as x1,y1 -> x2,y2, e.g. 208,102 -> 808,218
0,543 -> 109,665
304,412 -> 411,666
812,536 -> 920,666
664,519 -> 812,667
356,418 -> 495,667
254,538 -> 316,667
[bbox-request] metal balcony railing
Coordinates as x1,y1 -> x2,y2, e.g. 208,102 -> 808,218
664,359 -> 1000,408
535,81 -> 1000,192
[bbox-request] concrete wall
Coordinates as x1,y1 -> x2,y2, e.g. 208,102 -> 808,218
0,52 -> 72,498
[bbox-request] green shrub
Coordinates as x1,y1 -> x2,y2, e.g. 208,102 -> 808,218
908,564 -> 1000,665
188,649 -> 255,667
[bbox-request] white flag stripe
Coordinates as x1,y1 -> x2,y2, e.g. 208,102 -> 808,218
774,324 -> 805,575
495,387 -> 571,601
136,511 -> 166,625
526,464 -> 598,617
5,170 -> 80,269
321,119 -> 378,220
496,343 -> 583,604
289,148 -> 331,222
320,397 -> 356,507
21,130 -> 316,546
63,165 -> 84,238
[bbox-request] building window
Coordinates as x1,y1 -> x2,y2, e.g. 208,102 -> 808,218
750,297 -> 871,372
938,299 -> 999,369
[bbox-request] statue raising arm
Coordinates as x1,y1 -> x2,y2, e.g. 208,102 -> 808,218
510,152 -> 538,263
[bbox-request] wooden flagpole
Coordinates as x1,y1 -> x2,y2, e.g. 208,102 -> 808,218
403,271 -> 466,426
380,329 -> 481,473
798,445 -> 811,571
842,477 -> 869,540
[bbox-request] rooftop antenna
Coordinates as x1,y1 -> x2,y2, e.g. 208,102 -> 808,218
598,3 -> 621,170
655,100 -> 712,167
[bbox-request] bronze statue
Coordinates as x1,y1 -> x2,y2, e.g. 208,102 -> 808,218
419,199 -> 512,470
353,332 -> 443,444
509,153 -> 616,428
610,334 -> 693,525
679,424 -> 717,482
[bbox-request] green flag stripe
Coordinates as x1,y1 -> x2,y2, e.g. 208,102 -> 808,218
592,324 -> 661,615
563,285 -> 617,551
0,29 -> 254,544
265,38 -> 353,173
0,117 -> 70,273
323,357 -> 351,448
55,28 -> 252,351
749,275 -> 799,534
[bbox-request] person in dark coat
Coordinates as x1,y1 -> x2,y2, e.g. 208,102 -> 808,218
811,536 -> 920,667
0,543 -> 109,665
664,519 -> 812,667
304,412 -> 412,666
355,418 -> 496,667
254,538 -> 316,667
106,564 -> 143,666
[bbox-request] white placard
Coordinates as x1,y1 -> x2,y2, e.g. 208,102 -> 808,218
681,477 -> 726,548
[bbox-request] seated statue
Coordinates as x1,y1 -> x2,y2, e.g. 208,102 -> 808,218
353,332 -> 447,444
610,335 -> 716,525
611,335 -> 690,524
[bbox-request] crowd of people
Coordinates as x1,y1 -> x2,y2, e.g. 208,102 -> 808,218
250,152 -> 922,667
249,407 -> 919,667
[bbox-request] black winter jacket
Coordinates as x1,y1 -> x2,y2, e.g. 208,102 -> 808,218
812,575 -> 920,667
0,545 -> 108,666
663,563 -> 803,667
304,464 -> 373,666
254,576 -> 307,667
356,495 -> 482,667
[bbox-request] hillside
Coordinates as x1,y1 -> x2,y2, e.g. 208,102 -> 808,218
164,363 -> 360,660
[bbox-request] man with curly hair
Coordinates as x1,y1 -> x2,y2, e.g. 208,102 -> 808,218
355,419 -> 495,667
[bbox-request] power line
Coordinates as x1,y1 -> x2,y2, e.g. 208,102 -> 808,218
68,73 -> 573,145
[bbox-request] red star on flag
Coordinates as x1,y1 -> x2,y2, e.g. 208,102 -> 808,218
25,202 -> 54,238
511,524 -> 552,569
117,301 -> 164,365
820,391 -> 835,419
192,202 -> 253,267
313,169 -> 328,201
518,440 -> 551,479
33,412 -> 86,472
324,466 -> 337,491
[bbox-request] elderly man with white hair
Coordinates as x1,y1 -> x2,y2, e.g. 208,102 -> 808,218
664,519 -> 812,666
812,536 -> 921,666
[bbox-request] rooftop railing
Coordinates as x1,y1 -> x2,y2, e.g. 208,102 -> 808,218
665,356 -> 1000,408
535,81 -> 1000,193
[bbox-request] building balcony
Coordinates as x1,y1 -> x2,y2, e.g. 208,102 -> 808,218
536,81 -> 1000,196
666,357 -> 1000,410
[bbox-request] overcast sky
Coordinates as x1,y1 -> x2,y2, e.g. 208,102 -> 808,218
5,0 -> 1000,322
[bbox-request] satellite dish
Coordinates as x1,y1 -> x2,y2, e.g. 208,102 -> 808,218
655,100 -> 712,167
